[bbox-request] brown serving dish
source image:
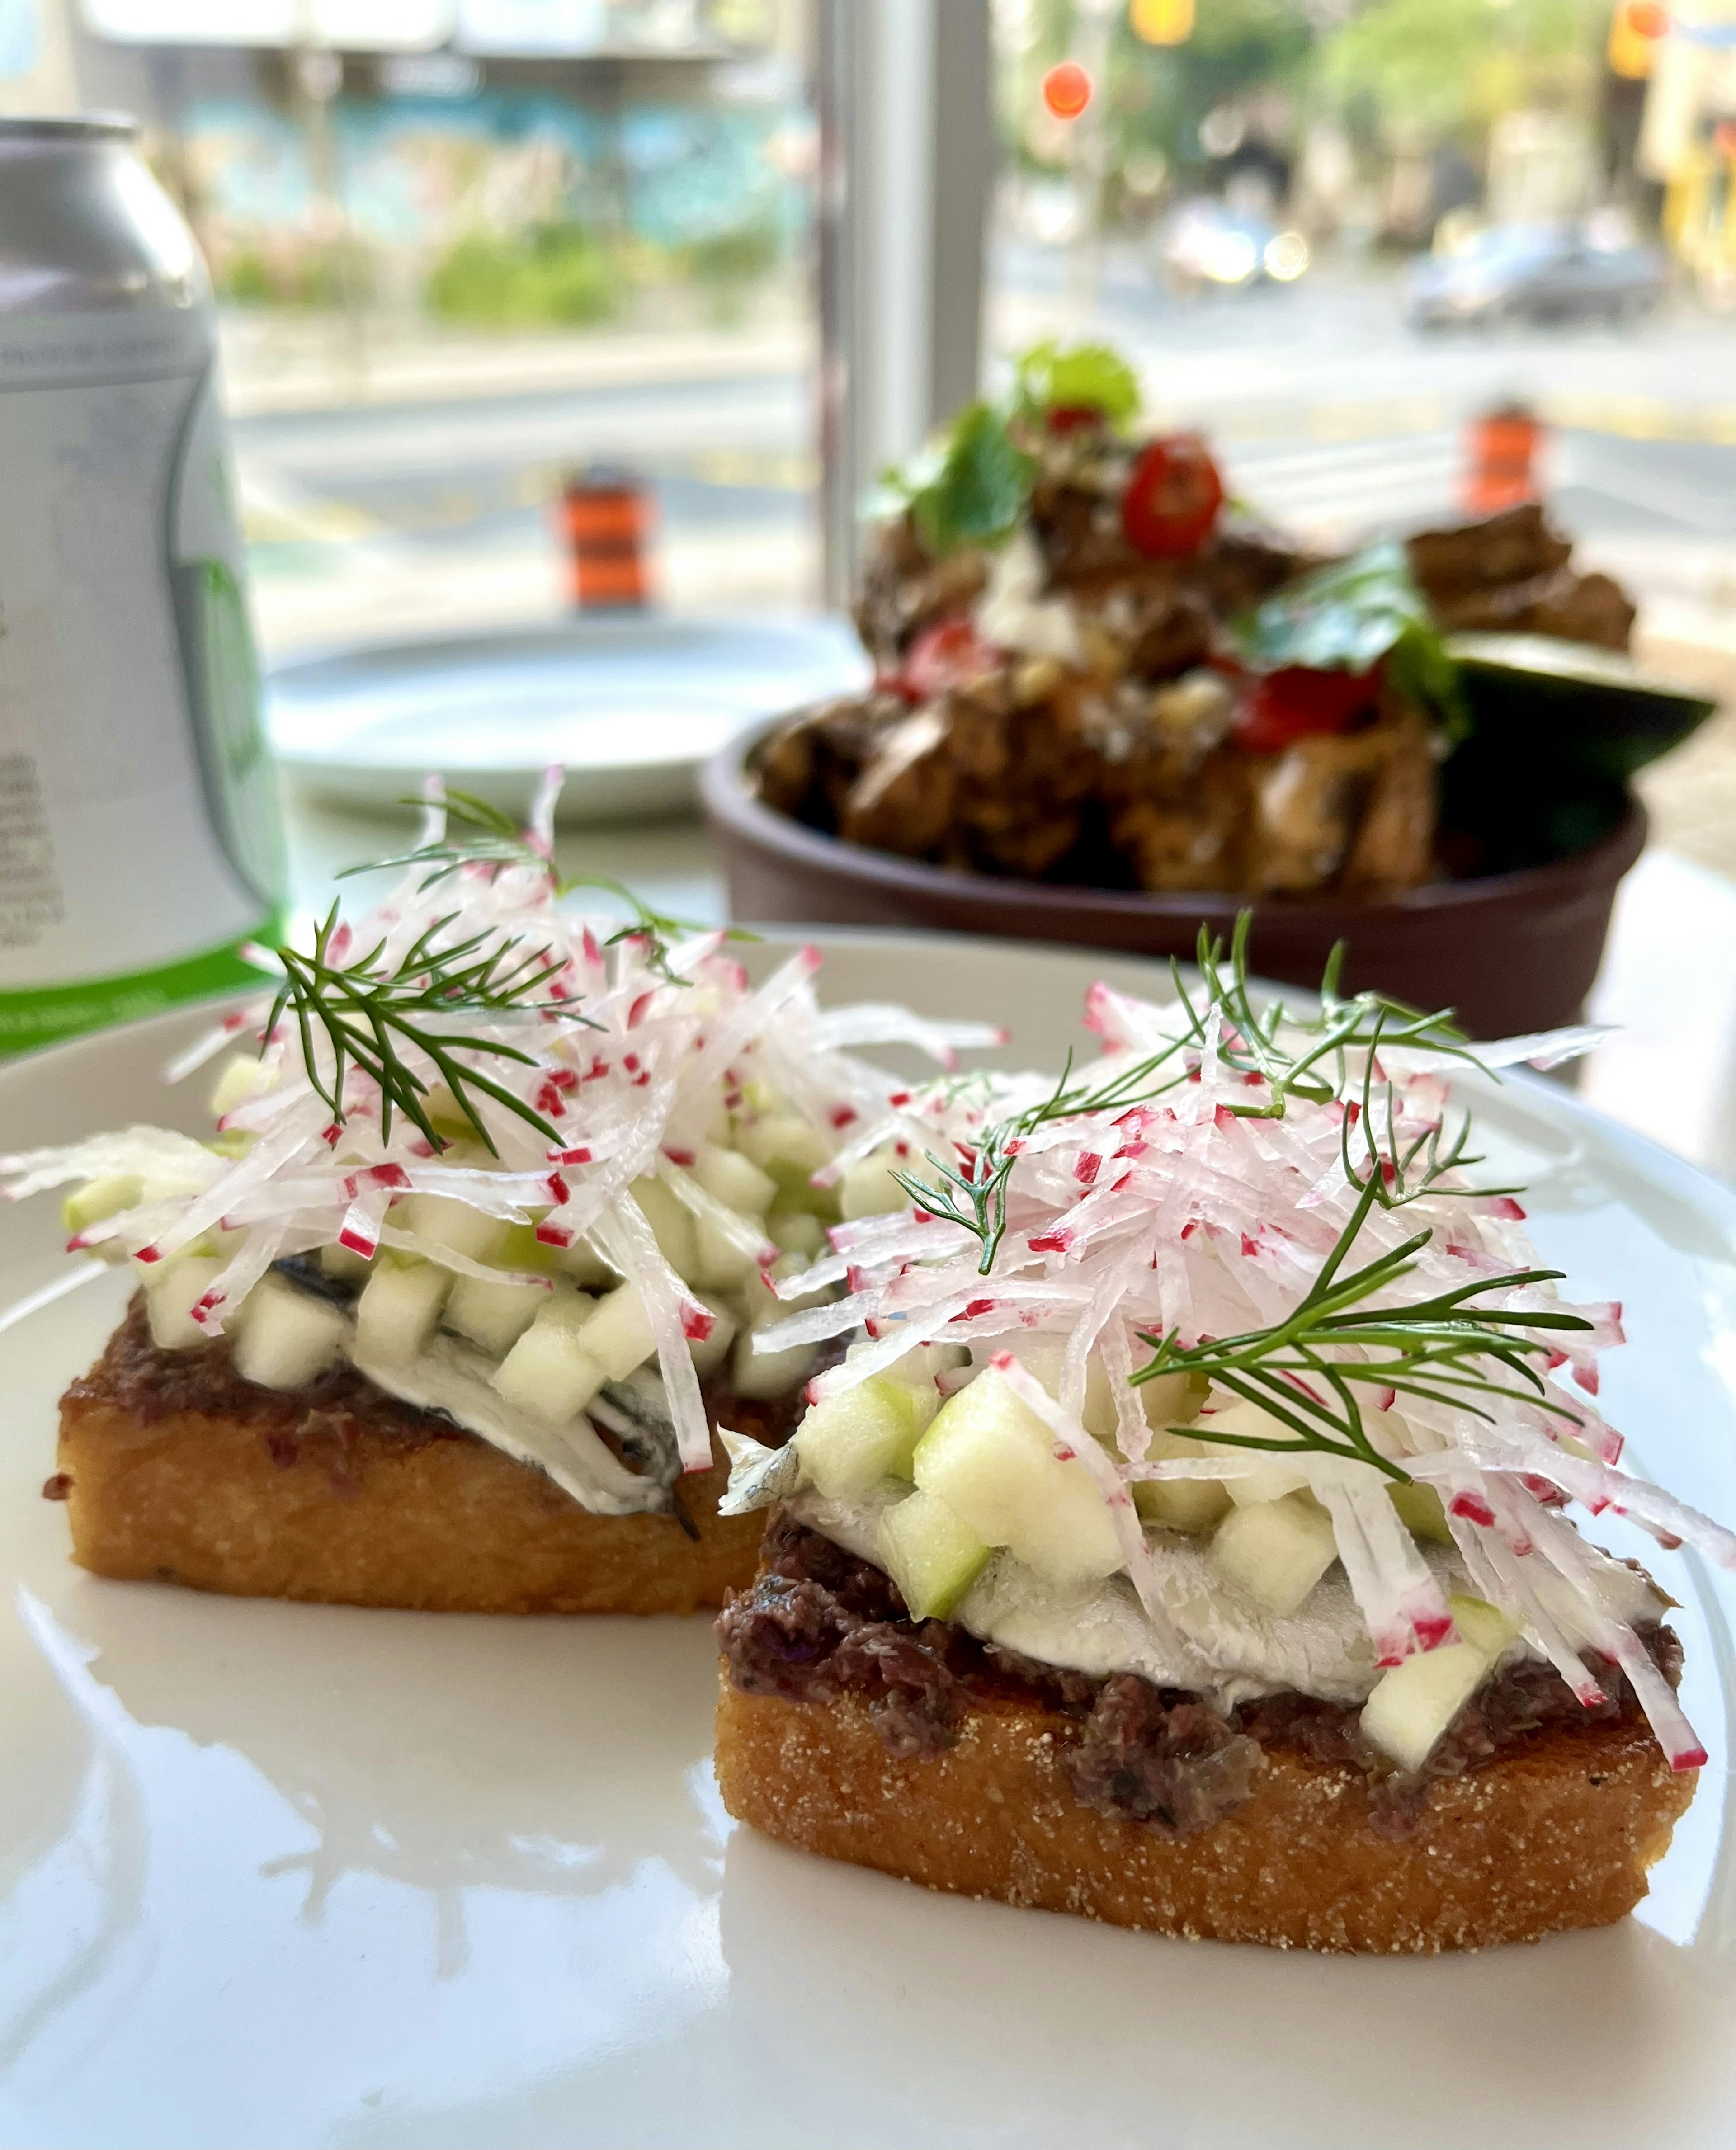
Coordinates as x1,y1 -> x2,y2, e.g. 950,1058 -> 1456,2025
703,728 -> 1646,1040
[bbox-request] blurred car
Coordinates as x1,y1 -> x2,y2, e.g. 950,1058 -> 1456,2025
1154,197 -> 1310,295
1407,221 -> 1668,330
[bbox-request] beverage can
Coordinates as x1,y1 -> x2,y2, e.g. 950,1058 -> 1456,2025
0,115 -> 285,1056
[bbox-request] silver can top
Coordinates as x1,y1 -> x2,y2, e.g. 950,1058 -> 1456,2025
0,115 -> 140,146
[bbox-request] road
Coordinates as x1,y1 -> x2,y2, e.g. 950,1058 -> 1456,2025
232,252 -> 1736,660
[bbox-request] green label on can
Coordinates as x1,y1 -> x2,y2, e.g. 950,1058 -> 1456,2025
0,914 -> 284,1057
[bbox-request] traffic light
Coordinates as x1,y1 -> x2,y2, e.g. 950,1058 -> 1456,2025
1607,1 -> 1668,81
1131,0 -> 1195,44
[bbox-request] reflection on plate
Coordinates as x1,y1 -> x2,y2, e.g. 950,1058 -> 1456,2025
0,937 -> 1734,2149
267,614 -> 870,825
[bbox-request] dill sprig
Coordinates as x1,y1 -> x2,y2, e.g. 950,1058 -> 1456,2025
1131,1167 -> 1591,1485
892,913 -> 1481,1275
268,903 -> 591,1155
353,789 -> 750,985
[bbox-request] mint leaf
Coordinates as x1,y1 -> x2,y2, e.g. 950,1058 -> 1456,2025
1012,339 -> 1142,428
897,402 -> 1035,558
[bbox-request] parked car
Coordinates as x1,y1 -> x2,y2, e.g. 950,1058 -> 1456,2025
1407,221 -> 1668,330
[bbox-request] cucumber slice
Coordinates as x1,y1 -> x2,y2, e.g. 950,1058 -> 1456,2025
838,1151 -> 910,1221
631,1176 -> 700,1282
912,1366 -> 1122,1589
693,1141 -> 778,1218
878,1490 -> 991,1619
491,1293 -> 606,1423
231,1276 -> 349,1392
355,1259 -> 449,1366
396,1193 -> 508,1265
795,1377 -> 928,1500
579,1282 -> 657,1381
1359,1642 -> 1489,1773
1209,1493 -> 1339,1617
62,1174 -> 142,1235
445,1271 -> 547,1356
145,1255 -> 224,1351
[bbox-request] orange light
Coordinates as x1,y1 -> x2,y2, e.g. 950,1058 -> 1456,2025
1629,2 -> 1668,34
1131,0 -> 1194,44
1609,1 -> 1669,79
1041,61 -> 1093,122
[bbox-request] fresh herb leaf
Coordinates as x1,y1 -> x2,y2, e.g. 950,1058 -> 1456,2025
1012,339 -> 1141,428
268,902 -> 594,1156
1236,540 -> 1465,731
891,401 -> 1036,558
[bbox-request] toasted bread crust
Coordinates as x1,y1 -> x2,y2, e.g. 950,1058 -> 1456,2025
714,1675 -> 1695,1952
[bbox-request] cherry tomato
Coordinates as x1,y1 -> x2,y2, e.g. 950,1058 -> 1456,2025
1120,434 -> 1224,558
1045,404 -> 1104,435
898,616 -> 996,703
1234,666 -> 1379,755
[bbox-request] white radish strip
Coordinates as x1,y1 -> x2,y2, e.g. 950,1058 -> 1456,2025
194,1224 -> 288,1334
589,1198 -> 712,1475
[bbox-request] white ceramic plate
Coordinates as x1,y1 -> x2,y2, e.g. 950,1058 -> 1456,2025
266,615 -> 870,825
2,934 -> 1735,2150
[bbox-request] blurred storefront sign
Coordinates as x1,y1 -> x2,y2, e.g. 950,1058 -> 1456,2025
80,0 -> 449,46
455,0 -> 606,56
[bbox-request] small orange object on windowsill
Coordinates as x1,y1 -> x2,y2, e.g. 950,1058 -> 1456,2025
1462,404 -> 1542,517
559,468 -> 654,610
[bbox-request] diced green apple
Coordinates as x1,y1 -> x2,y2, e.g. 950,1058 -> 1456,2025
732,1315 -> 816,1400
320,1240 -> 373,1285
766,1209 -> 827,1259
579,1282 -> 657,1381
1447,1591 -> 1518,1659
231,1276 -> 349,1391
208,1052 -> 274,1119
491,1293 -> 606,1422
1359,1640 -> 1488,1773
691,1217 -> 758,1291
1191,1401 -> 1315,1505
1132,1428 -> 1232,1536
355,1258 -> 449,1365
396,1193 -> 508,1265
878,1490 -> 991,1619
838,1151 -> 910,1221
631,1176 -> 700,1281
62,1174 -> 142,1235
687,1293 -> 738,1378
552,1236 -> 618,1289
145,1255 -> 225,1350
1209,1493 -> 1339,1617
737,1112 -> 831,1182
1388,1480 -> 1454,1546
445,1270 -> 547,1356
988,1335 -> 1117,1443
912,1367 -> 1123,1590
692,1141 -> 778,1217
795,1376 -> 929,1499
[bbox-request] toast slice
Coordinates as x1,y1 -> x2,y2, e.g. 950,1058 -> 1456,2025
713,1520 -> 1695,1952
51,1297 -> 798,1615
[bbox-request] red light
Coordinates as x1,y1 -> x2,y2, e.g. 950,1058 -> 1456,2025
1628,1 -> 1668,34
1041,61 -> 1092,122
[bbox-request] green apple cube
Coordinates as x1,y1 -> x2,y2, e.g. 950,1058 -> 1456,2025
208,1052 -> 274,1119
693,1141 -> 778,1218
732,1315 -> 816,1400
795,1376 -> 928,1499
1134,1473 -> 1231,1536
62,1174 -> 143,1235
445,1271 -> 547,1357
631,1176 -> 700,1281
355,1259 -> 449,1365
231,1276 -> 349,1392
767,1209 -> 827,1258
1210,1493 -> 1339,1617
692,1216 -> 758,1290
1388,1480 -> 1454,1545
397,1193 -> 508,1265
579,1282 -> 657,1381
552,1236 -> 618,1289
1448,1591 -> 1518,1659
738,1111 -> 831,1181
993,1336 -> 1116,1442
1195,1401 -> 1314,1505
838,1151 -> 910,1221
687,1294 -> 738,1378
320,1240 -> 373,1285
912,1367 -> 1122,1588
145,1254 -> 224,1351
878,1490 -> 991,1619
1359,1641 -> 1490,1773
1138,1369 -> 1206,1432
491,1293 -> 607,1422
